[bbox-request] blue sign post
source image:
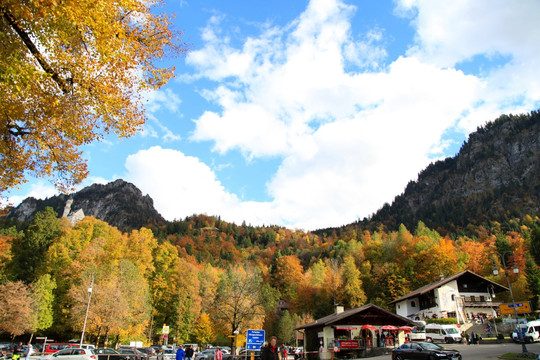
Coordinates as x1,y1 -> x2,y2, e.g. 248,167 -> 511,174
246,329 -> 265,351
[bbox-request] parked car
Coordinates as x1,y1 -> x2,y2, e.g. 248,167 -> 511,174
135,348 -> 155,356
425,324 -> 462,343
293,347 -> 303,360
157,349 -> 175,360
116,349 -> 147,360
512,320 -> 540,343
237,349 -> 260,360
391,342 -> 461,360
194,350 -> 226,360
39,348 -> 97,360
0,344 -> 11,358
45,344 -> 81,355
95,348 -> 129,360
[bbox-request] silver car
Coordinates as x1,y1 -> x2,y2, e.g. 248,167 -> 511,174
40,348 -> 97,360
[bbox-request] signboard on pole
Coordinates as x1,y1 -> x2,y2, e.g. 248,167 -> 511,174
500,301 -> 531,315
246,329 -> 265,351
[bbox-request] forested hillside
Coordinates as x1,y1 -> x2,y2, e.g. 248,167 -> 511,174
1,209 -> 540,347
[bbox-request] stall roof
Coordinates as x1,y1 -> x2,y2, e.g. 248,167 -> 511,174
295,303 -> 415,330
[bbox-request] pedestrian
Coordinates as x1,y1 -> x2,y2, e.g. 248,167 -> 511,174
281,345 -> 287,360
185,345 -> 194,360
214,347 -> 222,360
13,342 -> 24,360
176,345 -> 185,360
25,342 -> 33,360
262,336 -> 279,360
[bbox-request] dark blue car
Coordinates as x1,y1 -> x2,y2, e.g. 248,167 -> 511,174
391,342 -> 462,360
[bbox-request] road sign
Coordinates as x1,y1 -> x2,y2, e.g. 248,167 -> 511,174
162,325 -> 170,334
500,301 -> 531,315
246,329 -> 265,351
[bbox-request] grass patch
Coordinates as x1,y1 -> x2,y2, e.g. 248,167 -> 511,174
500,353 -> 538,359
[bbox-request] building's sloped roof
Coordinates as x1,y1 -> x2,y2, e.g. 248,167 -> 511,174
388,270 -> 508,305
295,303 -> 415,330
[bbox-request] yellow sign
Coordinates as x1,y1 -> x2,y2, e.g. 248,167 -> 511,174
499,301 -> 531,315
162,325 -> 170,334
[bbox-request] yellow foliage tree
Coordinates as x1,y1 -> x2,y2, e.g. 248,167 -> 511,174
194,313 -> 215,348
0,0 -> 184,197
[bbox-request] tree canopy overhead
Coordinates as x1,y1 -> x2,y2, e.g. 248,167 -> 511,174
0,0 -> 184,197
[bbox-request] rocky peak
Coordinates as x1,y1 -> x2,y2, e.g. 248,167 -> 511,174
8,179 -> 166,232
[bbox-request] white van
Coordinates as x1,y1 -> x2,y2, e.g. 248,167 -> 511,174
513,321 -> 540,343
409,321 -> 427,341
425,324 -> 462,343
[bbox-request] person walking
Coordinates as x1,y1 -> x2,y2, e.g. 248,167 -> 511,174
25,342 -> 33,360
262,337 -> 279,360
214,347 -> 222,360
176,346 -> 185,360
185,345 -> 194,360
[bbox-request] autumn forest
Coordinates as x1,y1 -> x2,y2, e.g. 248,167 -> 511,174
1,208 -> 540,347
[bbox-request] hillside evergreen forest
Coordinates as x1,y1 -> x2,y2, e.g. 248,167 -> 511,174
0,111 -> 539,347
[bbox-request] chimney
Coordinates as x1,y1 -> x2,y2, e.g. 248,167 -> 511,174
335,305 -> 344,314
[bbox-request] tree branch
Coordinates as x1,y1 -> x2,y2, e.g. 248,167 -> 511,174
2,6 -> 69,94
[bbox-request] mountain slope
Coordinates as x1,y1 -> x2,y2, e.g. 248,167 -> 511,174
317,110 -> 540,235
8,179 -> 166,231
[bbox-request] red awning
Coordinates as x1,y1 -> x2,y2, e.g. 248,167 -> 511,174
398,326 -> 414,332
335,326 -> 358,330
360,325 -> 377,331
380,325 -> 398,331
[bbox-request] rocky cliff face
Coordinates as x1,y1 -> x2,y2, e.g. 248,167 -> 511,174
370,111 -> 540,233
9,179 -> 166,231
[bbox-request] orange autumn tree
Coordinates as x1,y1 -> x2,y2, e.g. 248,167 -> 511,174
0,0 -> 185,198
271,254 -> 304,301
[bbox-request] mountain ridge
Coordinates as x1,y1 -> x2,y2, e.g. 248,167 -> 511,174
8,179 -> 166,232
315,110 -> 540,236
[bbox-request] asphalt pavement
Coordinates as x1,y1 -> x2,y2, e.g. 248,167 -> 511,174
366,342 -> 540,359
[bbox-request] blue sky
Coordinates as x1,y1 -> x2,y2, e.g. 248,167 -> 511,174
7,0 -> 540,230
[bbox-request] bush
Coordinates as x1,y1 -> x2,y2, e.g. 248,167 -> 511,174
497,332 -> 505,340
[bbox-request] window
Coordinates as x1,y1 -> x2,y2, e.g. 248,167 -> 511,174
411,301 -> 416,307
451,294 -> 455,301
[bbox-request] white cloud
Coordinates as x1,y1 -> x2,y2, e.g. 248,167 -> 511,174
124,0 -> 540,230
124,146 -> 243,221
179,0 -> 488,228
397,0 -> 540,131
6,181 -> 59,207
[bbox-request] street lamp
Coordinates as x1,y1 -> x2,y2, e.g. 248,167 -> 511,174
486,284 -> 499,343
492,252 -> 527,353
80,273 -> 95,347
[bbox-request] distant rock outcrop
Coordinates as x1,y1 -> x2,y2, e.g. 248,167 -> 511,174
9,179 -> 166,232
